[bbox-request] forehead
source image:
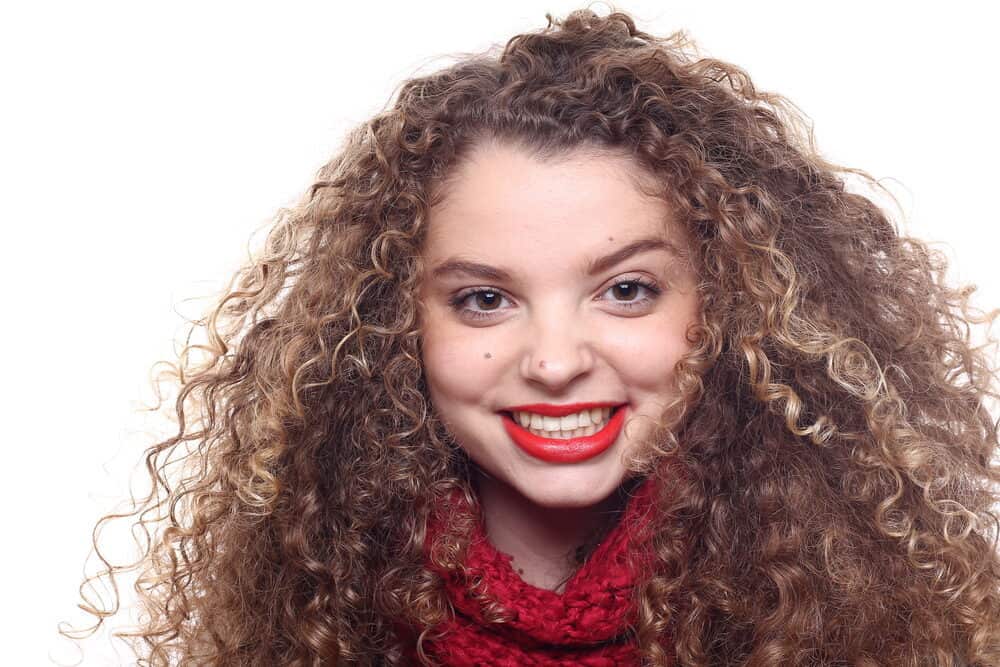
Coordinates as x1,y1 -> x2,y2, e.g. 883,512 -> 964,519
422,141 -> 678,260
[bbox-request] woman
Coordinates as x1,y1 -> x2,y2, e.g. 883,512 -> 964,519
66,8 -> 1000,665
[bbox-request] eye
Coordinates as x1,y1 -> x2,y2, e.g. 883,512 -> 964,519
598,276 -> 662,313
448,288 -> 513,321
447,275 -> 663,323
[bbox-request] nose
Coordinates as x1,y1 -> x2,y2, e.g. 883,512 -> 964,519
518,308 -> 595,392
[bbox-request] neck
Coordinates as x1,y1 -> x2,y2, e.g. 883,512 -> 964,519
472,470 -> 628,592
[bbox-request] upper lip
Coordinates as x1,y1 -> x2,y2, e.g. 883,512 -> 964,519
499,402 -> 625,417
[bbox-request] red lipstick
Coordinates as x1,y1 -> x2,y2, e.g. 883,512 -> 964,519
499,404 -> 627,464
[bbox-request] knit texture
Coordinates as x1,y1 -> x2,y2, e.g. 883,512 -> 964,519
412,477 -> 658,666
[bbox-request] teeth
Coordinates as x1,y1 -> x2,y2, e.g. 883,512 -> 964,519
511,406 -> 618,439
560,413 -> 578,430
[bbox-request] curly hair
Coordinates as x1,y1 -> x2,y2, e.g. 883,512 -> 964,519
64,7 -> 1000,665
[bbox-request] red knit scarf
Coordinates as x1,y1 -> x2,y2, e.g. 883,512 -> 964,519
412,477 -> 659,666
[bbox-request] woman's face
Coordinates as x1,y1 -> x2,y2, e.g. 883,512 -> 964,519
418,140 -> 700,509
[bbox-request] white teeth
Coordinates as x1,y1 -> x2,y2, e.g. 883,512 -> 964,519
528,424 -> 598,438
511,406 -> 619,439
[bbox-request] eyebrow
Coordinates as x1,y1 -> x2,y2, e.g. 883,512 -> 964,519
430,237 -> 678,282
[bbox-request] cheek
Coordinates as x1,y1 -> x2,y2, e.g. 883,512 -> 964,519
601,313 -> 696,389
420,316 -> 503,406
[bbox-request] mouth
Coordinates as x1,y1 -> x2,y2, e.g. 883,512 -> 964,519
499,404 -> 628,464
498,404 -> 625,430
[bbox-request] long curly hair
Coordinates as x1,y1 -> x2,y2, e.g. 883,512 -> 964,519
64,7 -> 1000,665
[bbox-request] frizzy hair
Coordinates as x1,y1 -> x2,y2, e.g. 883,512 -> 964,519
63,7 -> 1000,665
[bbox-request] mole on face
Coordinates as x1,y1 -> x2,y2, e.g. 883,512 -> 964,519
484,352 -> 492,359
607,236 -> 614,242
539,360 -> 546,369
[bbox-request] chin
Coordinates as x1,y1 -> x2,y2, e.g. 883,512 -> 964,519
510,470 -> 627,510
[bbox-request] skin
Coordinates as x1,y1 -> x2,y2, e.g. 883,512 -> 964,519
418,139 -> 700,591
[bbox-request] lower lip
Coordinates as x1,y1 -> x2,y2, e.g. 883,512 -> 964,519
500,406 -> 627,463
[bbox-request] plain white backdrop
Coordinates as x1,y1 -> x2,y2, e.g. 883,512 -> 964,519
1,1 -> 997,664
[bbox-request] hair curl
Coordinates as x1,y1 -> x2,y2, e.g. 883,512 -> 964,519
64,6 -> 1000,665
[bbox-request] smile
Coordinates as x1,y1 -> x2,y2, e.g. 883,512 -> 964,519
499,405 -> 628,463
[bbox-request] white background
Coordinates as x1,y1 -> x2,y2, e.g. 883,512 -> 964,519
2,1 -> 997,664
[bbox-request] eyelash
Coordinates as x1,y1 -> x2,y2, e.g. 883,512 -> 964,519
447,276 -> 663,322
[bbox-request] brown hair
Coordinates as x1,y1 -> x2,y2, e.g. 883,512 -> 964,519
65,7 -> 1000,665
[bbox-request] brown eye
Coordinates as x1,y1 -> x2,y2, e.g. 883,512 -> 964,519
447,287 -> 513,322
611,282 -> 639,301
599,277 -> 663,314
474,291 -> 502,310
